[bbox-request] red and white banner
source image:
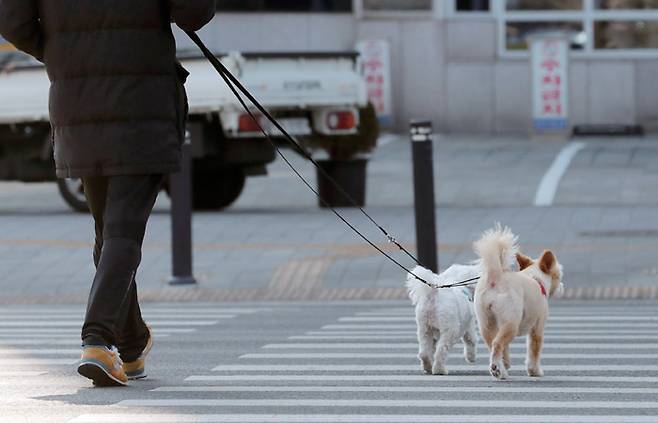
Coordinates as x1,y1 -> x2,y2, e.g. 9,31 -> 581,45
530,34 -> 570,131
357,39 -> 393,125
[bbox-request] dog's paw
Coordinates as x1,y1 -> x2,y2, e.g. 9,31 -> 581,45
419,355 -> 433,374
490,362 -> 508,380
432,365 -> 449,375
464,350 -> 476,364
527,366 -> 544,377
504,359 -> 512,370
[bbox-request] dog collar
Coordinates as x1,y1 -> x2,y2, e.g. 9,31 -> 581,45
533,277 -> 547,297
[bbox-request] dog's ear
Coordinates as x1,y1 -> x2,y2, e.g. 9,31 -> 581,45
516,253 -> 533,270
539,250 -> 556,274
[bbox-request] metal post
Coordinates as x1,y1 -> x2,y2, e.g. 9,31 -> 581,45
410,120 -> 438,273
169,131 -> 196,285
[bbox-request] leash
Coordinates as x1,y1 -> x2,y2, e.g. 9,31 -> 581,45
184,31 -> 479,290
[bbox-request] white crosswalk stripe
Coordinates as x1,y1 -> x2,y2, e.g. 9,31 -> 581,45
72,303 -> 658,423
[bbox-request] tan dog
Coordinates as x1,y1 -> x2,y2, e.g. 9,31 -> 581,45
473,225 -> 564,380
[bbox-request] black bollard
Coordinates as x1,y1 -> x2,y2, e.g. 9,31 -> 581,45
410,120 -> 438,273
169,130 -> 196,285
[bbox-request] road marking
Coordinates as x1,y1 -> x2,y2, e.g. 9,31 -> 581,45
0,358 -> 77,365
304,329 -> 658,335
0,335 -> 170,345
289,335 -> 658,340
116,399 -> 658,408
211,364 -> 658,372
239,352 -> 658,359
0,371 -> 47,377
153,385 -> 658,394
0,328 -> 195,334
262,343 -> 658,350
0,349 -> 79,355
340,315 -> 658,322
0,308 -> 260,314
534,142 -> 586,206
67,414 -> 658,423
186,374 -> 658,383
323,323 -> 658,329
0,320 -> 218,327
0,314 -> 236,320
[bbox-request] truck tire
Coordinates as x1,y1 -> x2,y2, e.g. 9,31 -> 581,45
57,178 -> 89,213
193,168 -> 245,210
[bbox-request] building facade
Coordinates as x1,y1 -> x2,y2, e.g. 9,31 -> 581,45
173,1 -> 658,133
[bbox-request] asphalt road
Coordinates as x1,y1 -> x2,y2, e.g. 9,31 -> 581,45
2,300 -> 658,422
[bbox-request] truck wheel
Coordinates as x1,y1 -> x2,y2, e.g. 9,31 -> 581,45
193,168 -> 246,210
57,178 -> 89,213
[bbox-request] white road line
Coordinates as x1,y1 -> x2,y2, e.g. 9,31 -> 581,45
289,335 -> 658,340
152,386 -> 658,394
0,308 -> 260,314
186,374 -> 658,383
0,358 -> 77,365
323,323 -> 658,329
0,371 -> 47,377
67,414 -> 658,423
262,343 -> 658,349
340,316 -> 658,322
239,353 -> 658,359
0,320 -> 218,327
534,142 -> 586,206
211,364 -> 658,372
0,349 -> 79,355
0,314 -> 236,320
0,335 -> 170,345
0,328 -> 195,334
305,329 -> 658,335
116,399 -> 658,409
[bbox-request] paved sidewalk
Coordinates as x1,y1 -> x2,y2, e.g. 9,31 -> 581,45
1,135 -> 658,303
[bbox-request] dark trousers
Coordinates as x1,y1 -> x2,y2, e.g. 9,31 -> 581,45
80,174 -> 163,362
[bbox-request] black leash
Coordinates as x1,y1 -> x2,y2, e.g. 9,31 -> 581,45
185,31 -> 479,290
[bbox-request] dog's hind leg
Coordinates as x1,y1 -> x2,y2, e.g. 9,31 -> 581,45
527,325 -> 545,377
416,324 -> 434,374
462,321 -> 477,364
503,345 -> 511,370
432,331 -> 457,375
490,323 -> 516,380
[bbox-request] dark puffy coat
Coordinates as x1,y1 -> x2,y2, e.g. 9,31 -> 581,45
0,0 -> 216,177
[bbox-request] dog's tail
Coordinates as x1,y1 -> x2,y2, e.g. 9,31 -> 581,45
405,266 -> 436,305
473,224 -> 519,284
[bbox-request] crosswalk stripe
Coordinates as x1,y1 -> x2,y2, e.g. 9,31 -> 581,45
262,343 -> 658,349
340,316 -> 658,322
0,371 -> 47,376
288,335 -> 658,340
0,358 -> 77,365
0,335 -> 170,345
238,352 -> 658,359
0,314 -> 237,320
185,374 -> 658,382
0,349 -> 79,355
304,329 -> 658,335
323,323 -> 658,329
115,399 -> 658,408
0,328 -> 195,334
67,414 -> 658,423
152,385 -> 658,394
0,320 -> 218,326
211,364 -> 658,371
0,308 -> 260,314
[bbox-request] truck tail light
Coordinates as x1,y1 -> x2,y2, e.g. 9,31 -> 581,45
238,113 -> 263,133
326,111 -> 356,131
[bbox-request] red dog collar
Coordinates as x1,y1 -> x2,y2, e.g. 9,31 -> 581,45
534,277 -> 547,297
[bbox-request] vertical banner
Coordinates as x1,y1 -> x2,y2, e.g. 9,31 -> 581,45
530,33 -> 570,133
356,39 -> 393,126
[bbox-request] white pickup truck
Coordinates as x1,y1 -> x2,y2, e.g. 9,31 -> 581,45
0,40 -> 372,211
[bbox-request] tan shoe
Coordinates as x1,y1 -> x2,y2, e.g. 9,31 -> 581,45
77,345 -> 127,387
123,326 -> 152,380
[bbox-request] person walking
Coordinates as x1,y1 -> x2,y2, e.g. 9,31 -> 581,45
0,0 -> 216,386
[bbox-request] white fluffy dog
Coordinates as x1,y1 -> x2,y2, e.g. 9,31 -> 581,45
405,264 -> 481,375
